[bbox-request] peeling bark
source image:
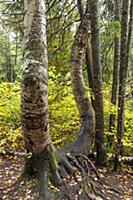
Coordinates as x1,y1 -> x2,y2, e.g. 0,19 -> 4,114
22,0 -> 51,154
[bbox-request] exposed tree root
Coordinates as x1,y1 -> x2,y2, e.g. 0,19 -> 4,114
6,145 -> 124,200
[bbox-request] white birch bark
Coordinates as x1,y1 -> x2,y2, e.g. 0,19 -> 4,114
21,0 -> 51,154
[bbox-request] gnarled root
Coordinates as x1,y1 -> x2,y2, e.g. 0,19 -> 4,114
7,145 -> 124,200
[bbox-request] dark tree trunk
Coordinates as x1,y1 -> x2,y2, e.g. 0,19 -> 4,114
114,0 -> 130,171
126,0 -> 133,66
5,34 -> 13,82
108,0 -> 121,146
77,0 -> 84,21
89,0 -> 107,166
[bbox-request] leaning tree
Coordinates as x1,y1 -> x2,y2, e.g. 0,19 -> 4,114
14,0 -> 122,199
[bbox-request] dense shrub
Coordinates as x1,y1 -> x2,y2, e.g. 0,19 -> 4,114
0,73 -> 132,155
0,82 -> 23,153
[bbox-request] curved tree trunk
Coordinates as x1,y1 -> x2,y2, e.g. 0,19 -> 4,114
77,0 -> 94,105
65,2 -> 95,155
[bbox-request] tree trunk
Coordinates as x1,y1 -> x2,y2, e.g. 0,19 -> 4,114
65,1 -> 95,155
6,33 -> 13,82
21,1 -> 65,198
89,0 -> 107,165
77,0 -> 94,105
114,0 -> 130,171
108,0 -> 120,146
126,0 -> 133,66
22,0 -> 51,155
85,42 -> 94,103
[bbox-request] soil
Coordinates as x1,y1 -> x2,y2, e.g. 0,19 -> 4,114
0,154 -> 133,200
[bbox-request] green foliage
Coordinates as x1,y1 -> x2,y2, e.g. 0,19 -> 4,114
123,100 -> 133,155
103,83 -> 133,155
0,25 -> 23,82
0,29 -> 9,81
0,82 -> 23,153
100,21 -> 121,82
0,68 -> 79,153
102,21 -> 121,40
0,69 -> 132,156
48,66 -> 79,147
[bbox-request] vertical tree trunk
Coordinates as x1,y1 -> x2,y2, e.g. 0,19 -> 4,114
108,0 -> 121,145
126,0 -> 133,66
89,0 -> 107,165
77,0 -> 84,21
21,1 -> 63,198
85,43 -> 94,102
21,0 -> 51,155
114,0 -> 130,171
6,33 -> 13,82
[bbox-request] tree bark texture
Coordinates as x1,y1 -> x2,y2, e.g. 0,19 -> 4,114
77,0 -> 94,105
15,0 -> 125,198
89,0 -> 106,165
68,2 -> 95,155
109,0 -> 121,143
114,0 -> 130,171
21,0 -> 51,154
21,2 -> 63,198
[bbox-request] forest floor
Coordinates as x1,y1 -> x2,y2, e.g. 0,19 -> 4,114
0,154 -> 133,200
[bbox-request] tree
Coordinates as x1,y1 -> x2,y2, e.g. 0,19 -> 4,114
66,0 -> 95,155
21,1 -> 62,199
114,0 -> 130,171
89,0 -> 107,165
77,0 -> 94,105
126,0 -> 133,68
108,0 -> 121,145
21,0 -> 96,199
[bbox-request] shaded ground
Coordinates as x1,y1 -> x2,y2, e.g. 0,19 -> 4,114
0,154 -> 132,200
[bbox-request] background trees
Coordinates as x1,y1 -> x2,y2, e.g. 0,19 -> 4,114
109,0 -> 120,138
114,0 -> 133,171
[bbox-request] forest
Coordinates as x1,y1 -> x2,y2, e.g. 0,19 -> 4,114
0,0 -> 133,199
